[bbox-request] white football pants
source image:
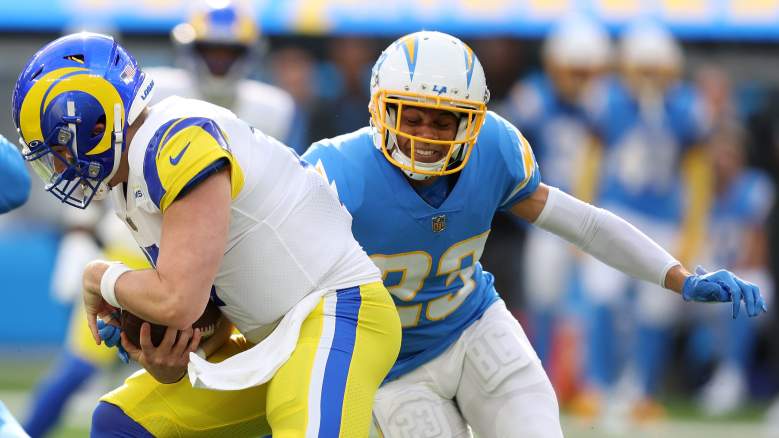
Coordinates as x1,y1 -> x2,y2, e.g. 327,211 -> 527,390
373,300 -> 562,438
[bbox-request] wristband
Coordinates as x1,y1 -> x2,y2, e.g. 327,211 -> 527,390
100,262 -> 131,308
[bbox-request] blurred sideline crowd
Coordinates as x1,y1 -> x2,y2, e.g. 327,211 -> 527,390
5,3 -> 779,436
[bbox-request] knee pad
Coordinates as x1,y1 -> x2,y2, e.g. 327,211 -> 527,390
464,307 -> 542,395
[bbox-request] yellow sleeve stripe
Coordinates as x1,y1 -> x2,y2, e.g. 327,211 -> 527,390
503,133 -> 537,203
154,125 -> 245,212
520,133 -> 535,179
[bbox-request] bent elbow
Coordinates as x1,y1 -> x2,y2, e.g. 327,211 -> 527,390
163,288 -> 209,330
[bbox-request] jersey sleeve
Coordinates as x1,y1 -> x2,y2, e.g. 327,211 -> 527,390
493,114 -> 542,210
142,117 -> 245,212
0,136 -> 30,214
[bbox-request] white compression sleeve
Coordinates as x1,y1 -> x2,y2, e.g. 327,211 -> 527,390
533,186 -> 680,288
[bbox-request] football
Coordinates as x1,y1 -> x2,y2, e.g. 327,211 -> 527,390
120,300 -> 224,348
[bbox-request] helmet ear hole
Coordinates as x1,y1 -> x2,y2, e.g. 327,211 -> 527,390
91,114 -> 106,139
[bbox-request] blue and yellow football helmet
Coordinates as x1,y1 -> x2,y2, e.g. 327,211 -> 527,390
171,0 -> 259,102
12,32 -> 155,208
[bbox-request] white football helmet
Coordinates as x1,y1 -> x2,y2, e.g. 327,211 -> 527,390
619,21 -> 682,102
543,15 -> 612,104
369,31 -> 490,180
543,15 -> 611,71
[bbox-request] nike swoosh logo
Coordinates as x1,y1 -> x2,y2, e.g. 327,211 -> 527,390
169,143 -> 190,165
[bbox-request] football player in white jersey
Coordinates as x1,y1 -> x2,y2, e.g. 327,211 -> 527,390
146,0 -> 295,143
13,32 -> 400,437
24,3 -> 294,434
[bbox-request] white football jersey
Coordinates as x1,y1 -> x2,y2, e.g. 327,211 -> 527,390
145,66 -> 295,143
110,96 -> 379,339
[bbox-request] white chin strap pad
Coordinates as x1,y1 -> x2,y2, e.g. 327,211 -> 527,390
533,186 -> 680,288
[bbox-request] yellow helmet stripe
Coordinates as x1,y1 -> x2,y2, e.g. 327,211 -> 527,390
401,36 -> 419,81
462,43 -> 475,87
235,15 -> 258,44
19,67 -> 87,146
402,36 -> 416,63
43,73 -> 124,155
190,11 -> 209,39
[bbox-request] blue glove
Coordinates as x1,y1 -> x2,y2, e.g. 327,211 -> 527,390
97,318 -> 129,364
682,266 -> 768,319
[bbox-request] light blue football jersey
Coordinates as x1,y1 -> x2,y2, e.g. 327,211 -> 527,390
303,111 -> 540,381
706,170 -> 774,268
592,78 -> 709,221
502,73 -> 600,194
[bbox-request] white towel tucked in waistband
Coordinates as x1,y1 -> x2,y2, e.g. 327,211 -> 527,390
188,288 -> 328,390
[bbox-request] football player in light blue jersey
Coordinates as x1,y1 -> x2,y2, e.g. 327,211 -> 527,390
691,122 -> 774,416
303,30 -> 766,437
576,21 -> 712,419
0,134 -> 30,214
501,16 -> 612,370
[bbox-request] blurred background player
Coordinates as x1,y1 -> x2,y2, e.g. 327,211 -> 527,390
500,16 -> 611,399
268,44 -> 318,154
573,20 -> 711,423
306,36 -> 376,151
692,120 -> 774,416
0,134 -> 30,214
146,0 -> 296,146
23,208 -> 147,437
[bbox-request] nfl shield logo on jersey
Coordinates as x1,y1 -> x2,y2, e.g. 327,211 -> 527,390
431,215 -> 447,233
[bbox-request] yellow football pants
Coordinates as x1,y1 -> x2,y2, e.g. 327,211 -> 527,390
100,282 -> 401,437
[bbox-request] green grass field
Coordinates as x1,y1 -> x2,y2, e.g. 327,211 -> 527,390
0,354 -> 774,438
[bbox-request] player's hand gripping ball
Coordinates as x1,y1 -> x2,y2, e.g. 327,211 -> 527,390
120,300 -> 224,348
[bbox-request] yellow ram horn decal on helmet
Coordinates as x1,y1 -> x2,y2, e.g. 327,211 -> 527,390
19,67 -> 86,146
19,66 -> 125,156
43,73 -> 125,155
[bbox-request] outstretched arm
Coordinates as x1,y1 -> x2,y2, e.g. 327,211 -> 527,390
511,183 -> 765,317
